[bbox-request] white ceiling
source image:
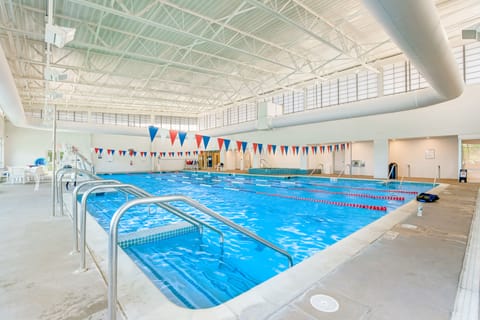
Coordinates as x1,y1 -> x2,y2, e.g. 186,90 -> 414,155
1,0 -> 480,117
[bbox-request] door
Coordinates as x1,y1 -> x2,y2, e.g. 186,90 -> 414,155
333,149 -> 345,174
462,140 -> 480,182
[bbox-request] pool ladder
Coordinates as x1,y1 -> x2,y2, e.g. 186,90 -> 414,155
62,177 -> 294,320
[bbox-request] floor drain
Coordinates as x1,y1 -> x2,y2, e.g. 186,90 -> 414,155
310,294 -> 339,313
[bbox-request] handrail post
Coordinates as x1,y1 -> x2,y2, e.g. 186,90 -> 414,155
107,195 -> 293,319
71,179 -> 119,253
79,183 -> 132,271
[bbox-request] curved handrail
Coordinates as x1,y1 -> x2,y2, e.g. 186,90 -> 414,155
170,195 -> 294,267
71,179 -> 119,253
57,168 -> 99,216
107,196 -> 293,320
120,186 -> 225,243
78,184 -> 224,271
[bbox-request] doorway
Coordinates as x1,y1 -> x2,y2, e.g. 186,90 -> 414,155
462,140 -> 480,182
333,149 -> 345,174
198,151 -> 220,170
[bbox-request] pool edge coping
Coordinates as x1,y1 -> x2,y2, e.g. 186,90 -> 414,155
67,180 -> 447,320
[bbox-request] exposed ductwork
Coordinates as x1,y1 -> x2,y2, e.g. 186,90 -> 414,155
0,0 -> 465,137
259,0 -> 466,132
0,44 -> 26,126
363,0 -> 463,100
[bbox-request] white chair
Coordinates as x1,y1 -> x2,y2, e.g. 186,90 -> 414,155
8,167 -> 28,184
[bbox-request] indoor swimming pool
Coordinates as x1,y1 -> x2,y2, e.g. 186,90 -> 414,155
84,172 -> 435,309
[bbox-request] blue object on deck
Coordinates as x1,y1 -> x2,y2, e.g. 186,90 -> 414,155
34,158 -> 46,166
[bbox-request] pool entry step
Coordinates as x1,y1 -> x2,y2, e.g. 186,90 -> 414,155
118,221 -> 198,248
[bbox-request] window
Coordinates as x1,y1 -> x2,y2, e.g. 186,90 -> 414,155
409,63 -> 428,91
357,71 -> 378,100
293,90 -> 304,112
246,103 -> 257,121
465,41 -> 480,84
321,79 -> 338,107
238,105 -> 247,122
383,62 -> 406,95
25,109 -> 43,119
283,91 -> 294,114
305,85 -> 316,109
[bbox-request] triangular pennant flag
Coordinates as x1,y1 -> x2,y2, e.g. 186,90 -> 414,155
150,151 -> 156,157
236,140 -> 242,151
267,144 -> 272,154
217,138 -> 224,151
280,145 -> 285,155
148,125 -> 159,142
253,143 -> 258,154
169,130 -> 178,146
258,143 -> 263,154
284,145 -> 289,155
178,132 -> 187,146
294,146 -> 299,155
94,147 -> 99,154
133,151 -> 137,157
202,135 -> 210,149
98,148 -> 103,155
312,145 -> 318,154
224,139 -> 231,151
241,141 -> 248,153
302,146 -> 308,155
195,134 -> 203,148
272,144 -> 277,154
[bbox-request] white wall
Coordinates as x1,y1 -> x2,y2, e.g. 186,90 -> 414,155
0,115 -> 5,168
351,141 -> 374,176
5,85 -> 480,178
91,133 -> 201,173
390,136 -> 458,179
4,122 -> 91,168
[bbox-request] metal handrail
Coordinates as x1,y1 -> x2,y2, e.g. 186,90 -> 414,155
171,195 -> 294,267
78,184 -> 224,271
71,147 -> 95,174
107,196 -> 293,320
121,186 -> 225,243
70,179 -> 119,253
337,164 -> 350,177
310,162 -> 323,176
56,168 -> 98,216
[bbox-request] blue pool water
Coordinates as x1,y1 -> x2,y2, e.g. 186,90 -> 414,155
85,172 -> 435,308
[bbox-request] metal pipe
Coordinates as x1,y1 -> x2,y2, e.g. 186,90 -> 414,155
79,184 -> 225,269
57,168 -> 98,216
79,183 -> 133,271
71,179 -> 119,253
107,195 -> 293,319
175,195 -> 293,267
121,186 -> 224,243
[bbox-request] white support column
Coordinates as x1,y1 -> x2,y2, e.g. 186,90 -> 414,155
373,139 -> 389,179
299,152 -> 307,170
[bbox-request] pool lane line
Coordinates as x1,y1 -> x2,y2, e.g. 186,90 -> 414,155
154,176 -> 398,211
297,181 -> 419,194
253,191 -> 387,211
290,187 -> 405,201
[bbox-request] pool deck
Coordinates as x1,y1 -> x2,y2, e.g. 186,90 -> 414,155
0,177 -> 478,320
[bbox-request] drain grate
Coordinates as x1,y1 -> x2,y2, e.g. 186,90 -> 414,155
310,294 -> 339,313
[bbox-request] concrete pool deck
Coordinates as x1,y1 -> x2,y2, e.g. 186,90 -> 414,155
0,179 -> 478,319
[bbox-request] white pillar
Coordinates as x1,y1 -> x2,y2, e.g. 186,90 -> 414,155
373,139 -> 389,179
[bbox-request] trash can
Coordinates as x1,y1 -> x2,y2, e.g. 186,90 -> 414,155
388,162 -> 398,179
459,169 -> 468,183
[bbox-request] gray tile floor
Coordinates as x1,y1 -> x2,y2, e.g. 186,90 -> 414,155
0,181 -> 478,319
